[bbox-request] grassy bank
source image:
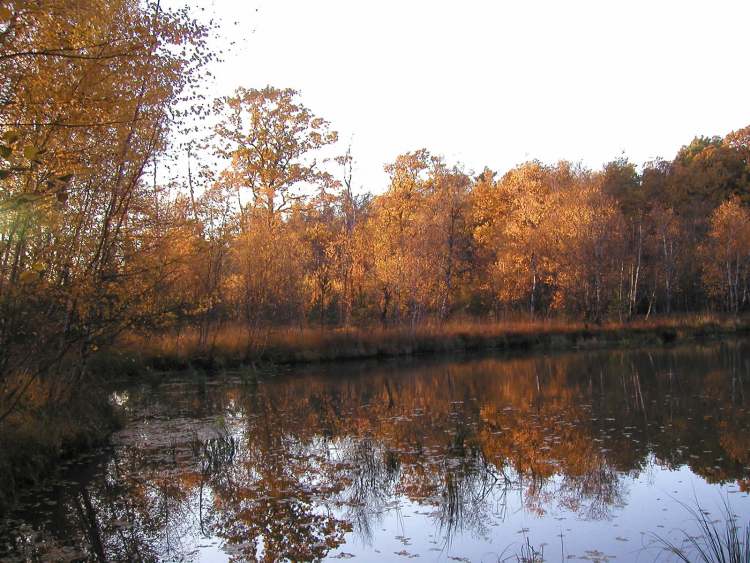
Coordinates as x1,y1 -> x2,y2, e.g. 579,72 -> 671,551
108,315 -> 750,374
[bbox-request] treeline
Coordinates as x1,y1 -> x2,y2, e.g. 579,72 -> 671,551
155,95 -> 750,334
2,0 -> 750,407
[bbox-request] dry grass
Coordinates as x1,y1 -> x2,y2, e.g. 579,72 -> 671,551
111,313 -> 749,371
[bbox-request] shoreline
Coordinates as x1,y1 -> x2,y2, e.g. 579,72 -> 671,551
3,316 -> 747,513
106,316 -> 750,375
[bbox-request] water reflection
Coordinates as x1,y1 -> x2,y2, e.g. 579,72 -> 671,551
2,343 -> 750,561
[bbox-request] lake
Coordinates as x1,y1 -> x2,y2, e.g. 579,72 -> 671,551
1,342 -> 749,562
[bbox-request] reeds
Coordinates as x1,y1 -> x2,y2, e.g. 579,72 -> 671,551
653,497 -> 750,563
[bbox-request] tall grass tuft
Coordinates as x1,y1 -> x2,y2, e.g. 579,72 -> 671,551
515,537 -> 544,562
654,497 -> 750,563
498,535 -> 545,563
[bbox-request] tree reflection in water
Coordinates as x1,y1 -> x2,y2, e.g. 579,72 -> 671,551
1,342 -> 749,561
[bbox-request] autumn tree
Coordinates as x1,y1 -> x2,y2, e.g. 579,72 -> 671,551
601,157 -> 646,318
297,148 -> 374,326
701,198 -> 750,313
473,161 -> 563,316
328,146 -> 373,325
668,136 -> 749,216
213,86 -> 338,227
213,86 -> 338,326
0,0 -> 215,418
645,203 -> 682,315
299,186 -> 339,324
552,178 -> 624,321
370,150 -> 431,325
422,159 -> 473,319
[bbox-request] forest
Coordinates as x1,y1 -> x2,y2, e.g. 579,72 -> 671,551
2,0 -> 750,504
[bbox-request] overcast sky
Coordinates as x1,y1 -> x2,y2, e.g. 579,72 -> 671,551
199,0 -> 750,193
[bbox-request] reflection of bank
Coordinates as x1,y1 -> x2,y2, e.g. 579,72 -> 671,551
3,342 -> 750,561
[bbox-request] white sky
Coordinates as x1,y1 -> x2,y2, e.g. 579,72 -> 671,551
198,0 -> 750,193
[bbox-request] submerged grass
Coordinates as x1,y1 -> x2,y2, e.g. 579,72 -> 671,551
110,314 -> 750,373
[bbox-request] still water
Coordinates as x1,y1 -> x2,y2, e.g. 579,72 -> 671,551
1,343 -> 750,562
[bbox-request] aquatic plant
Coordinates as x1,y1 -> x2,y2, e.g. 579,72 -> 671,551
515,538 -> 544,563
497,536 -> 545,563
653,497 -> 750,563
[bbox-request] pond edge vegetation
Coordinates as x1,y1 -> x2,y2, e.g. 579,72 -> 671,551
101,315 -> 750,375
2,314 -> 748,515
